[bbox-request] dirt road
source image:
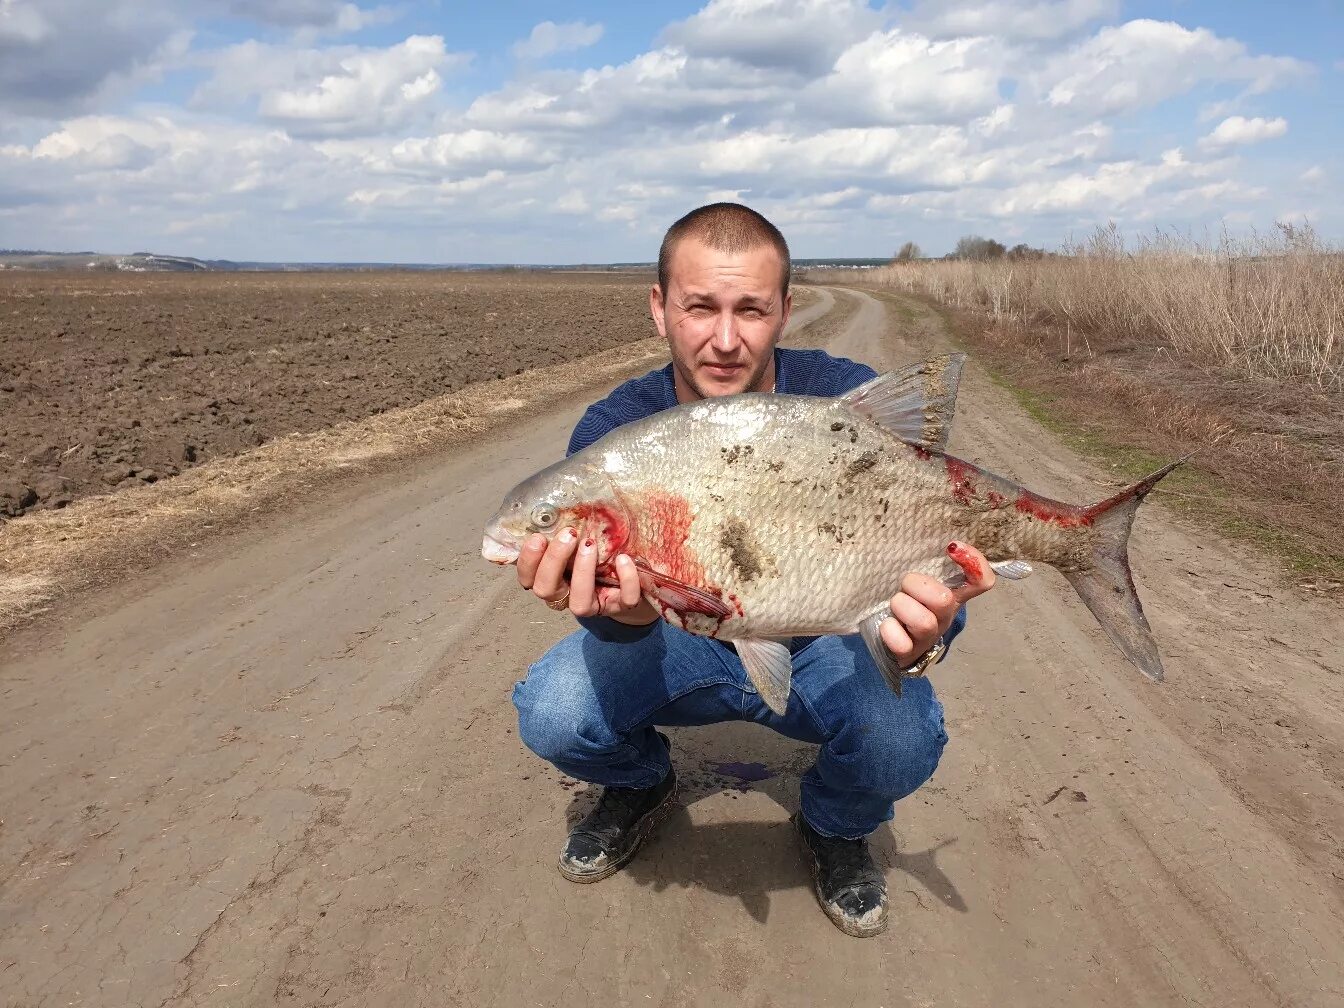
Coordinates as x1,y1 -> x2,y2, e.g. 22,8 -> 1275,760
3,289 -> 1342,1007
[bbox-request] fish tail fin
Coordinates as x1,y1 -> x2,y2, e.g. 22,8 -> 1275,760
1063,456 -> 1187,682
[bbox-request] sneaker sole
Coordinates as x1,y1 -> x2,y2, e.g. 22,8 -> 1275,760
556,779 -> 678,884
792,813 -> 889,938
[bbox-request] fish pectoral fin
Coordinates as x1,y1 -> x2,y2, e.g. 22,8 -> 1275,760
633,561 -> 734,619
859,607 -> 910,696
733,638 -> 793,715
944,558 -> 1035,590
838,353 -> 966,450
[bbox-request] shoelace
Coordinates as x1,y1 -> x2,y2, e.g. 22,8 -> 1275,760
575,787 -> 648,845
812,833 -> 878,886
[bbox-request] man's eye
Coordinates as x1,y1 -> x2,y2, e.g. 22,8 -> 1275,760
740,307 -> 764,318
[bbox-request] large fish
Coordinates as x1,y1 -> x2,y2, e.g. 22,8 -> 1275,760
482,354 -> 1180,713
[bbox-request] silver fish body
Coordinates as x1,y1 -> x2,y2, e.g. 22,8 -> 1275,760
484,355 -> 1180,712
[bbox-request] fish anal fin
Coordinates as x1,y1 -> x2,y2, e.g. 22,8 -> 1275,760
733,638 -> 793,715
858,608 -> 907,696
634,560 -> 734,619
839,353 -> 966,451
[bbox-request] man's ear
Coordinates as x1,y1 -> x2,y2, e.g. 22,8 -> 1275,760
650,284 -> 668,339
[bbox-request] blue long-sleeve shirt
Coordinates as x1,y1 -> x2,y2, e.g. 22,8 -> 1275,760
567,346 -> 967,653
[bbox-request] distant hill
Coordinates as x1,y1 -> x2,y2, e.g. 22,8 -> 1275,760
0,251 -> 213,272
0,250 -> 892,273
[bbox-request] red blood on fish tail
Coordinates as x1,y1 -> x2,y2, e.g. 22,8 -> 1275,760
1080,464 -> 1176,523
943,456 -> 1009,509
1012,487 -> 1092,529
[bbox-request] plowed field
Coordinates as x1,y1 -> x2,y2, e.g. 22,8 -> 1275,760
0,271 -> 651,515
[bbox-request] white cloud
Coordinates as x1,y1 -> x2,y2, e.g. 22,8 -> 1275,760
1202,115 -> 1288,147
0,0 -> 188,116
219,1 -> 386,31
0,4 -> 1332,260
661,0 -> 883,76
907,0 -> 1118,43
1031,20 -> 1310,116
512,21 -> 604,61
805,31 -> 1004,125
384,130 -> 558,176
199,35 -> 468,137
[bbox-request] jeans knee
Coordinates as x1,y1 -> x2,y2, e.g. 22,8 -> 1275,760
839,686 -> 948,799
513,646 -> 611,765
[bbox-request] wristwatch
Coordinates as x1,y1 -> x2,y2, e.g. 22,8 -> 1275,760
903,636 -> 946,678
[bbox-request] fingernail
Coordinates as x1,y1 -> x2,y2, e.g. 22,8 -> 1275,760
947,541 -> 961,554
559,527 -> 576,543
582,537 -> 595,550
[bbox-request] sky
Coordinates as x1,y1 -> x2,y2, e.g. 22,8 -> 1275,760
0,0 -> 1339,263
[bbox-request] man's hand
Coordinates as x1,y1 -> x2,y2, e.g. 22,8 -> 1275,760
516,527 -> 659,626
880,541 -> 996,669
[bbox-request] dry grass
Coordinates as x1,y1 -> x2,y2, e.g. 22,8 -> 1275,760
859,284 -> 1344,591
0,337 -> 669,635
858,224 -> 1344,391
820,224 -> 1344,589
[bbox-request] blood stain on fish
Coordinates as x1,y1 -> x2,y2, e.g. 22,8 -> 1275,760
944,456 -> 978,506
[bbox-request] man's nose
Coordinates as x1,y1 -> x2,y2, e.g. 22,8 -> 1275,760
710,310 -> 740,352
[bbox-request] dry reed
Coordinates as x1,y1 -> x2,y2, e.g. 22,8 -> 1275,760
859,223 -> 1343,390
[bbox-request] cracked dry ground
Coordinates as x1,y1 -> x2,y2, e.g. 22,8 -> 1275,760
2,288 -> 1343,1007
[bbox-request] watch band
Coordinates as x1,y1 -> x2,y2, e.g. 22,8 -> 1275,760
903,636 -> 946,677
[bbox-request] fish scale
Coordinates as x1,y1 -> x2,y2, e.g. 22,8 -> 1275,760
483,354 -> 1184,715
610,394 -> 962,637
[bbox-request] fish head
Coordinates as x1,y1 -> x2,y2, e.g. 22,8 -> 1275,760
482,456 -> 631,567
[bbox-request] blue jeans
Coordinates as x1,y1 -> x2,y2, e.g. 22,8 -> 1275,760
512,621 -> 949,839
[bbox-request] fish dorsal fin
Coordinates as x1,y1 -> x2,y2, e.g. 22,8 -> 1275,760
839,353 -> 965,450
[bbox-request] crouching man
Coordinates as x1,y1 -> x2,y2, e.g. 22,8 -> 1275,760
510,203 -> 995,937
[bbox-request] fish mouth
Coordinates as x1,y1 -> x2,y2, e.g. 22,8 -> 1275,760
481,527 -> 520,566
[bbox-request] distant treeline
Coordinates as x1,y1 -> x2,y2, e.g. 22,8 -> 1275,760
893,237 -> 1050,263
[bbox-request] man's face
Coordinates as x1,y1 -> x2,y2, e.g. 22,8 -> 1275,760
651,237 -> 791,403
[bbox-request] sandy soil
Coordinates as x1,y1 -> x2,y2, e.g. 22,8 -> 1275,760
1,289 -> 1342,1007
0,271 -> 652,515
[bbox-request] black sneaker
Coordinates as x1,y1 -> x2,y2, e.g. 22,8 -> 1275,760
793,811 -> 889,937
557,735 -> 677,883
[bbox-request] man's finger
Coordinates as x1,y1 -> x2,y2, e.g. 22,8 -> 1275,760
947,541 -> 996,603
568,533 -> 598,615
532,526 -> 578,599
890,591 -> 940,646
878,616 -> 916,663
516,533 -> 548,590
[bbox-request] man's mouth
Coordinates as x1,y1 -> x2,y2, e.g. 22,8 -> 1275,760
703,362 -> 744,377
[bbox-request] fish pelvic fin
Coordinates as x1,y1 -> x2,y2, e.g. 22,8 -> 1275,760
839,353 -> 966,451
1065,456 -> 1188,683
733,638 -> 793,715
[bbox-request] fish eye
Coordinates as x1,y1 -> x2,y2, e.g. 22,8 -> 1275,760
531,506 -> 558,529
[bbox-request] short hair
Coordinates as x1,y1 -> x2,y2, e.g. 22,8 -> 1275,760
657,202 -> 791,300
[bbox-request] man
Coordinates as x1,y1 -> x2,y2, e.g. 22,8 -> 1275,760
511,203 -> 995,938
